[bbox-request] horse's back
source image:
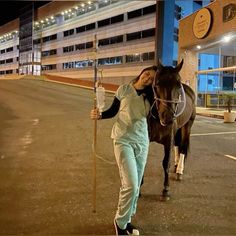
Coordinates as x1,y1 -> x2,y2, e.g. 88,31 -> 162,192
176,83 -> 196,128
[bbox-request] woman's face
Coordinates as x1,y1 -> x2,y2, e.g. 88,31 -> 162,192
139,69 -> 156,87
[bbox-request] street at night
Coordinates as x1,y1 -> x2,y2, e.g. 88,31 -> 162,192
0,79 -> 235,235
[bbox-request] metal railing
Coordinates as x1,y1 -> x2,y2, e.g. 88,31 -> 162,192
196,66 -> 236,108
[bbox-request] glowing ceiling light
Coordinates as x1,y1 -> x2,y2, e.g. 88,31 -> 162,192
61,11 -> 65,15
81,3 -> 85,7
40,20 -> 44,23
88,1 -> 91,4
196,45 -> 201,49
223,35 -> 231,43
75,6 -> 78,10
51,16 -> 54,19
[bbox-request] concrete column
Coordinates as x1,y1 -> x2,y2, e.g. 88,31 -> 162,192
179,48 -> 198,93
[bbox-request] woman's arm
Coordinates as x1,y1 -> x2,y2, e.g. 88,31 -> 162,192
101,96 -> 120,119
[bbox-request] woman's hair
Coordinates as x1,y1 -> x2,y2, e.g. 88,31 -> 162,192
132,65 -> 158,84
132,65 -> 158,105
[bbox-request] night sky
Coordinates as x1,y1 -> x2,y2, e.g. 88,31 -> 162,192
0,1 -> 50,26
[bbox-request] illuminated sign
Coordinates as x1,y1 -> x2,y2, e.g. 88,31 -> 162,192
193,8 -> 212,39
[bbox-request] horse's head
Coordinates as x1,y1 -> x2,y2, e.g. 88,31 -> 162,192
152,59 -> 186,126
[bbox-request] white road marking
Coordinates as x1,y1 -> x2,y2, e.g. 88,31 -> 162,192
191,131 -> 236,137
224,155 -> 236,161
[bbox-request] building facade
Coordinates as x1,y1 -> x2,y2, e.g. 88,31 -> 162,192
179,0 -> 236,107
0,0 -> 211,86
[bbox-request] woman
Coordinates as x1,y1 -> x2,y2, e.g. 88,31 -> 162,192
90,66 -> 157,235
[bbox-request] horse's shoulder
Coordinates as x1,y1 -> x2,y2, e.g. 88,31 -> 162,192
182,83 -> 196,102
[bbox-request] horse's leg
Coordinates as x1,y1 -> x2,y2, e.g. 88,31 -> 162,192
174,129 -> 181,173
160,144 -> 171,201
176,119 -> 194,180
174,146 -> 179,172
176,153 -> 185,180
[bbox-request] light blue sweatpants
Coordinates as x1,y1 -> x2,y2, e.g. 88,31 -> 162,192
113,140 -> 149,230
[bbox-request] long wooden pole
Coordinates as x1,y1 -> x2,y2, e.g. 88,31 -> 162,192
92,34 -> 98,213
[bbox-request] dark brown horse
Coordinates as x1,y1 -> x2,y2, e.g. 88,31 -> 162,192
147,59 -> 196,201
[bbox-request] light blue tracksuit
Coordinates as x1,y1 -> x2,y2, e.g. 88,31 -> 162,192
111,84 -> 150,230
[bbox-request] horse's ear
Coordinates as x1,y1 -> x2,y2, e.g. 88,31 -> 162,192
175,59 -> 184,73
156,58 -> 164,70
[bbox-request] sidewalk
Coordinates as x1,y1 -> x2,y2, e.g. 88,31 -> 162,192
29,75 -> 227,120
196,107 -> 225,119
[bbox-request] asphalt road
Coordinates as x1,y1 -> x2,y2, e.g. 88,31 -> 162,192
0,79 -> 235,235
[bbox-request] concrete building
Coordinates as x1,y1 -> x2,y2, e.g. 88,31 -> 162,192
0,0 -> 212,87
0,1 -> 156,85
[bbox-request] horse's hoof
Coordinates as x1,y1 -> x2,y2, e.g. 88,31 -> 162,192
176,173 -> 183,181
160,189 -> 170,201
160,194 -> 170,201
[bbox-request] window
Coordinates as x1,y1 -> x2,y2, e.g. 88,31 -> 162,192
86,41 -> 93,49
0,60 -> 5,64
1,49 -> 5,54
98,0 -> 110,8
33,39 -> 41,45
42,34 -> 57,43
126,54 -> 141,63
6,70 -> 13,74
76,25 -> 86,33
86,23 -> 95,31
6,58 -> 13,63
143,4 -> 156,15
6,47 -> 13,52
42,49 -> 57,57
63,45 -> 74,53
98,18 -> 110,27
128,9 -> 142,19
111,14 -> 124,24
64,29 -> 74,37
175,4 -> 182,20
76,23 -> 95,33
194,0 -> 202,6
142,28 -> 155,38
42,64 -> 56,70
110,35 -> 123,44
142,52 -> 155,61
127,32 -> 141,41
75,43 -> 85,50
75,60 -> 93,68
173,27 -> 179,42
98,56 -> 122,65
99,38 -> 110,46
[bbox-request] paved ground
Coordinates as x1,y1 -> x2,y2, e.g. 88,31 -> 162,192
0,79 -> 235,235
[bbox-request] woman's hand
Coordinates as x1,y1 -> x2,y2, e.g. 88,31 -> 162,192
90,108 -> 101,120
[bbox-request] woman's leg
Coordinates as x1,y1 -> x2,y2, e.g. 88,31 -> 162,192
113,141 -> 139,230
130,142 -> 149,217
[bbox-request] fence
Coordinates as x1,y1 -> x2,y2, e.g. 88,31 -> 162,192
196,66 -> 236,108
